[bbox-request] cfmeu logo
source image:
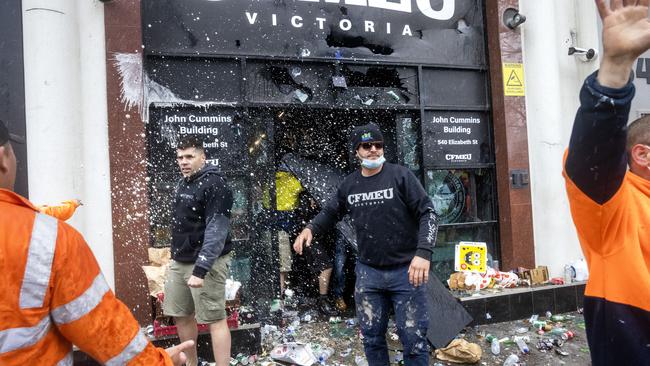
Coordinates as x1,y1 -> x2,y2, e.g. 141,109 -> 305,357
348,188 -> 394,205
207,0 -> 456,21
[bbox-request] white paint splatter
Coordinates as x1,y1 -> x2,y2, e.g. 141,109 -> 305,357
362,298 -> 374,325
112,53 -> 143,112
112,52 -> 236,123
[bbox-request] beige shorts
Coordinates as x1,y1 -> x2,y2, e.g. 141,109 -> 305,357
279,230 -> 292,272
163,252 -> 231,324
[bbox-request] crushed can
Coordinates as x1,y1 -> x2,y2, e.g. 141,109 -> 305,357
560,330 -> 575,340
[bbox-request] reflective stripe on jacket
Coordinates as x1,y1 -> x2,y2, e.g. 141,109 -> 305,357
0,189 -> 172,365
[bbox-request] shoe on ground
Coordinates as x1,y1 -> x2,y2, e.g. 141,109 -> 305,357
334,297 -> 348,312
318,296 -> 338,316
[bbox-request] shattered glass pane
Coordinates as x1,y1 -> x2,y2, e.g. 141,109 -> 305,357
396,116 -> 420,171
424,169 -> 495,224
146,57 -> 241,103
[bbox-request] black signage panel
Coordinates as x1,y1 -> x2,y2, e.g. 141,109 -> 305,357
0,1 -> 28,197
422,111 -> 490,167
147,106 -> 246,174
422,68 -> 487,107
143,0 -> 485,66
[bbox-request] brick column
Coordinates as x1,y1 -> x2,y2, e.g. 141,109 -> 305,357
104,0 -> 151,324
486,0 -> 536,270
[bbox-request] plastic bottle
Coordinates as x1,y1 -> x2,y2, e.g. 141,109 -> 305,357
550,315 -> 565,322
355,356 -> 369,366
515,337 -> 529,354
485,334 -> 497,343
563,265 -> 574,283
491,337 -> 501,355
318,347 -> 335,364
503,354 -> 519,366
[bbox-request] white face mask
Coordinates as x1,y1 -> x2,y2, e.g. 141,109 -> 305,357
360,155 -> 386,169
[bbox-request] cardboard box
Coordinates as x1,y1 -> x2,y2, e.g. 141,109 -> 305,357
522,266 -> 549,285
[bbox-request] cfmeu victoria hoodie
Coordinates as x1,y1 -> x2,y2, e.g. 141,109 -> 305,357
564,71 -> 650,365
172,164 -> 233,278
309,163 -> 437,267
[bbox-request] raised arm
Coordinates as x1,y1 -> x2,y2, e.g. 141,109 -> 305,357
565,0 -> 650,204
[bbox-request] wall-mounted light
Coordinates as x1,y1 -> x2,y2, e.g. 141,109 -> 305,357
568,47 -> 599,62
503,8 -> 526,29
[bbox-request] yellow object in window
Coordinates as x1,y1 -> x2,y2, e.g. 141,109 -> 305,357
275,171 -> 304,211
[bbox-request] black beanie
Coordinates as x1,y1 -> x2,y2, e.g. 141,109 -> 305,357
350,123 -> 384,151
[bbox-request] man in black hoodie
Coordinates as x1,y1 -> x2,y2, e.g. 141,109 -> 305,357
163,135 -> 233,366
294,123 -> 438,366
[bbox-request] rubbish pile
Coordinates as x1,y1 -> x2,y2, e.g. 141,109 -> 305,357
448,260 -> 590,296
458,310 -> 589,365
182,306 -> 588,366
256,314 -> 367,366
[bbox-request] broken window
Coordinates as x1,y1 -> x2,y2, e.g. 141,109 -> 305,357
334,65 -> 418,107
246,62 -> 333,104
146,57 -> 242,103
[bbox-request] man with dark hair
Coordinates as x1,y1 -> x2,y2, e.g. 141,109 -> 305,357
294,123 -> 438,366
0,119 -> 192,364
563,1 -> 650,365
163,134 -> 234,366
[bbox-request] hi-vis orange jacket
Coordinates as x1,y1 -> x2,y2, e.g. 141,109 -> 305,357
0,189 -> 172,365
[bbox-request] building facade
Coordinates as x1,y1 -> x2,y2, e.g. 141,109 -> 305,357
2,0 -> 648,324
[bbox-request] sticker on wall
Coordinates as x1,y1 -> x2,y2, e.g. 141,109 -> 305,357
502,63 -> 525,96
454,241 -> 487,273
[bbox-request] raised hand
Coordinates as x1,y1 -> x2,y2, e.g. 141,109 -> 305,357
596,0 -> 650,87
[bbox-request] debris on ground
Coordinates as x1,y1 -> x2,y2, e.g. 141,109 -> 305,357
222,308 -> 589,365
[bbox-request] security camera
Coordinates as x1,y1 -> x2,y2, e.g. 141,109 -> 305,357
503,8 -> 526,29
568,47 -> 599,62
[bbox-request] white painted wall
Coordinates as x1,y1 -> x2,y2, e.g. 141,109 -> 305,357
519,0 -> 600,277
22,0 -> 115,289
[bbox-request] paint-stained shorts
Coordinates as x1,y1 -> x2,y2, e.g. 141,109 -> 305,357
163,252 -> 231,324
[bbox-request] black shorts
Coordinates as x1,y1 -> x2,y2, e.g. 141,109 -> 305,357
305,238 -> 334,273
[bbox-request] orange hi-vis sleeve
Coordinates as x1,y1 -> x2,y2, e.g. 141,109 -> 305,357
0,189 -> 172,365
38,199 -> 80,221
